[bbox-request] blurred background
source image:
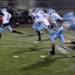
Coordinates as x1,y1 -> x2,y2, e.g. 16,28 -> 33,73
0,0 -> 75,27
0,0 -> 75,10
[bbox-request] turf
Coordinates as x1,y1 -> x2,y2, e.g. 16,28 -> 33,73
0,27 -> 75,75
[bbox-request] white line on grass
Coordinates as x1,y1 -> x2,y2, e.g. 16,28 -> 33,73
13,55 -> 19,58
56,45 -> 70,54
40,55 -> 46,58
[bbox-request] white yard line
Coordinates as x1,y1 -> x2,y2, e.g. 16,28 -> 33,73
60,44 -> 72,51
56,45 -> 70,54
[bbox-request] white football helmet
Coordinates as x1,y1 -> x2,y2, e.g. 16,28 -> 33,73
48,9 -> 55,15
1,8 -> 7,14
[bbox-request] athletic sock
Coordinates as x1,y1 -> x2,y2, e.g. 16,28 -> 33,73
50,44 -> 55,55
0,33 -> 1,38
37,31 -> 41,41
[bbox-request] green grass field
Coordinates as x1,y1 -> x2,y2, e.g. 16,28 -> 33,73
0,27 -> 75,75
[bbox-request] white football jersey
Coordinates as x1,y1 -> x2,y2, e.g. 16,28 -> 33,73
2,12 -> 12,24
50,12 -> 62,22
41,13 -> 50,26
33,11 -> 43,23
50,12 -> 63,32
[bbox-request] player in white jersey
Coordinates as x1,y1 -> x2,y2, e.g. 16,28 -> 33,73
40,11 -> 52,29
0,11 -> 4,38
32,9 -> 54,43
32,9 -> 44,42
0,8 -> 23,38
47,9 -> 65,55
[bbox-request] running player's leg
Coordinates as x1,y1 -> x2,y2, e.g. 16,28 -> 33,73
36,30 -> 41,41
7,25 -> 23,35
59,31 -> 65,44
59,30 -> 71,44
49,30 -> 62,55
0,26 -> 4,38
12,30 -> 23,35
32,22 -> 42,42
49,33 -> 57,55
50,42 -> 55,55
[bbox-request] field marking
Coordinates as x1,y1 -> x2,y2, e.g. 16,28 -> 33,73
56,45 -> 70,54
40,55 -> 46,58
60,44 -> 72,51
13,55 -> 19,58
